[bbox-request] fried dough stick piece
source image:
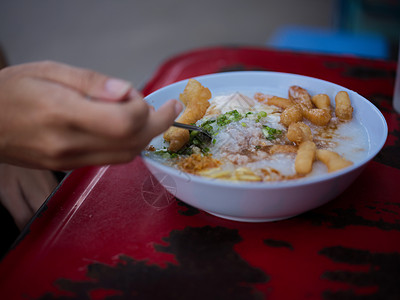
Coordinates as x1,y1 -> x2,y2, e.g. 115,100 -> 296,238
288,85 -> 332,125
288,86 -> 313,109
295,141 -> 316,175
316,149 -> 353,172
312,94 -> 331,112
280,104 -> 303,127
280,100 -> 331,127
267,96 -> 295,109
335,91 -> 353,121
302,108 -> 331,126
286,122 -> 313,145
164,79 -> 211,151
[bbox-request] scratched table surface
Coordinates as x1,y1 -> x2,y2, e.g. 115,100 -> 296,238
0,46 -> 399,300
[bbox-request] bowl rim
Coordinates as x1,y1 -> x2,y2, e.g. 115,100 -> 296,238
142,71 -> 388,190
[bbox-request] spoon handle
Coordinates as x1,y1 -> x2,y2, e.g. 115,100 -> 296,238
172,122 -> 212,144
172,122 -> 202,132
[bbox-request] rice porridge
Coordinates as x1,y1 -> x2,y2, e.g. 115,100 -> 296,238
146,86 -> 369,182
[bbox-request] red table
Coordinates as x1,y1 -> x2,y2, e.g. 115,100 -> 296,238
1,46 -> 399,300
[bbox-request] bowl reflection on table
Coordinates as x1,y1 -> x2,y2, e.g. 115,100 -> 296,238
142,71 -> 388,222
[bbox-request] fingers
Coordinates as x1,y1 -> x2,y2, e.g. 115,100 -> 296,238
145,99 -> 183,137
35,99 -> 181,170
67,95 -> 152,138
28,77 -> 181,146
20,61 -> 133,101
0,61 -> 183,170
21,75 -> 148,139
53,99 -> 180,169
65,99 -> 182,160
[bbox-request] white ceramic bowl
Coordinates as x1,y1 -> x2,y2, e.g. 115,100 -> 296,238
142,71 -> 388,222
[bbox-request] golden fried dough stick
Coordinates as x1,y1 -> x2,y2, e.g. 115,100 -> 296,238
164,79 -> 211,151
311,94 -> 331,112
165,127 -> 188,152
288,86 -> 313,109
269,145 -> 298,154
267,96 -> 295,109
302,108 -> 332,126
316,149 -> 353,172
286,122 -> 313,145
335,91 -> 353,121
295,141 -> 316,175
280,104 -> 303,127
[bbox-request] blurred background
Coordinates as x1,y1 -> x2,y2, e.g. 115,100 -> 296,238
0,0 -> 399,89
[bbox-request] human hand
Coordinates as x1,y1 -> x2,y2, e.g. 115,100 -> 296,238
0,61 -> 182,170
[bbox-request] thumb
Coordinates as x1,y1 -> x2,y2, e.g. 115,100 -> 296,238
24,61 -> 133,101
146,99 -> 183,137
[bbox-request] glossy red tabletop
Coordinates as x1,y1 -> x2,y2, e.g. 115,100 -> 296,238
1,47 -> 399,300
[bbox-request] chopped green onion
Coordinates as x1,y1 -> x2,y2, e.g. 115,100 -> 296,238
200,119 -> 216,134
255,111 -> 267,123
154,150 -> 179,159
216,110 -> 244,126
258,111 -> 267,118
262,126 -> 282,140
